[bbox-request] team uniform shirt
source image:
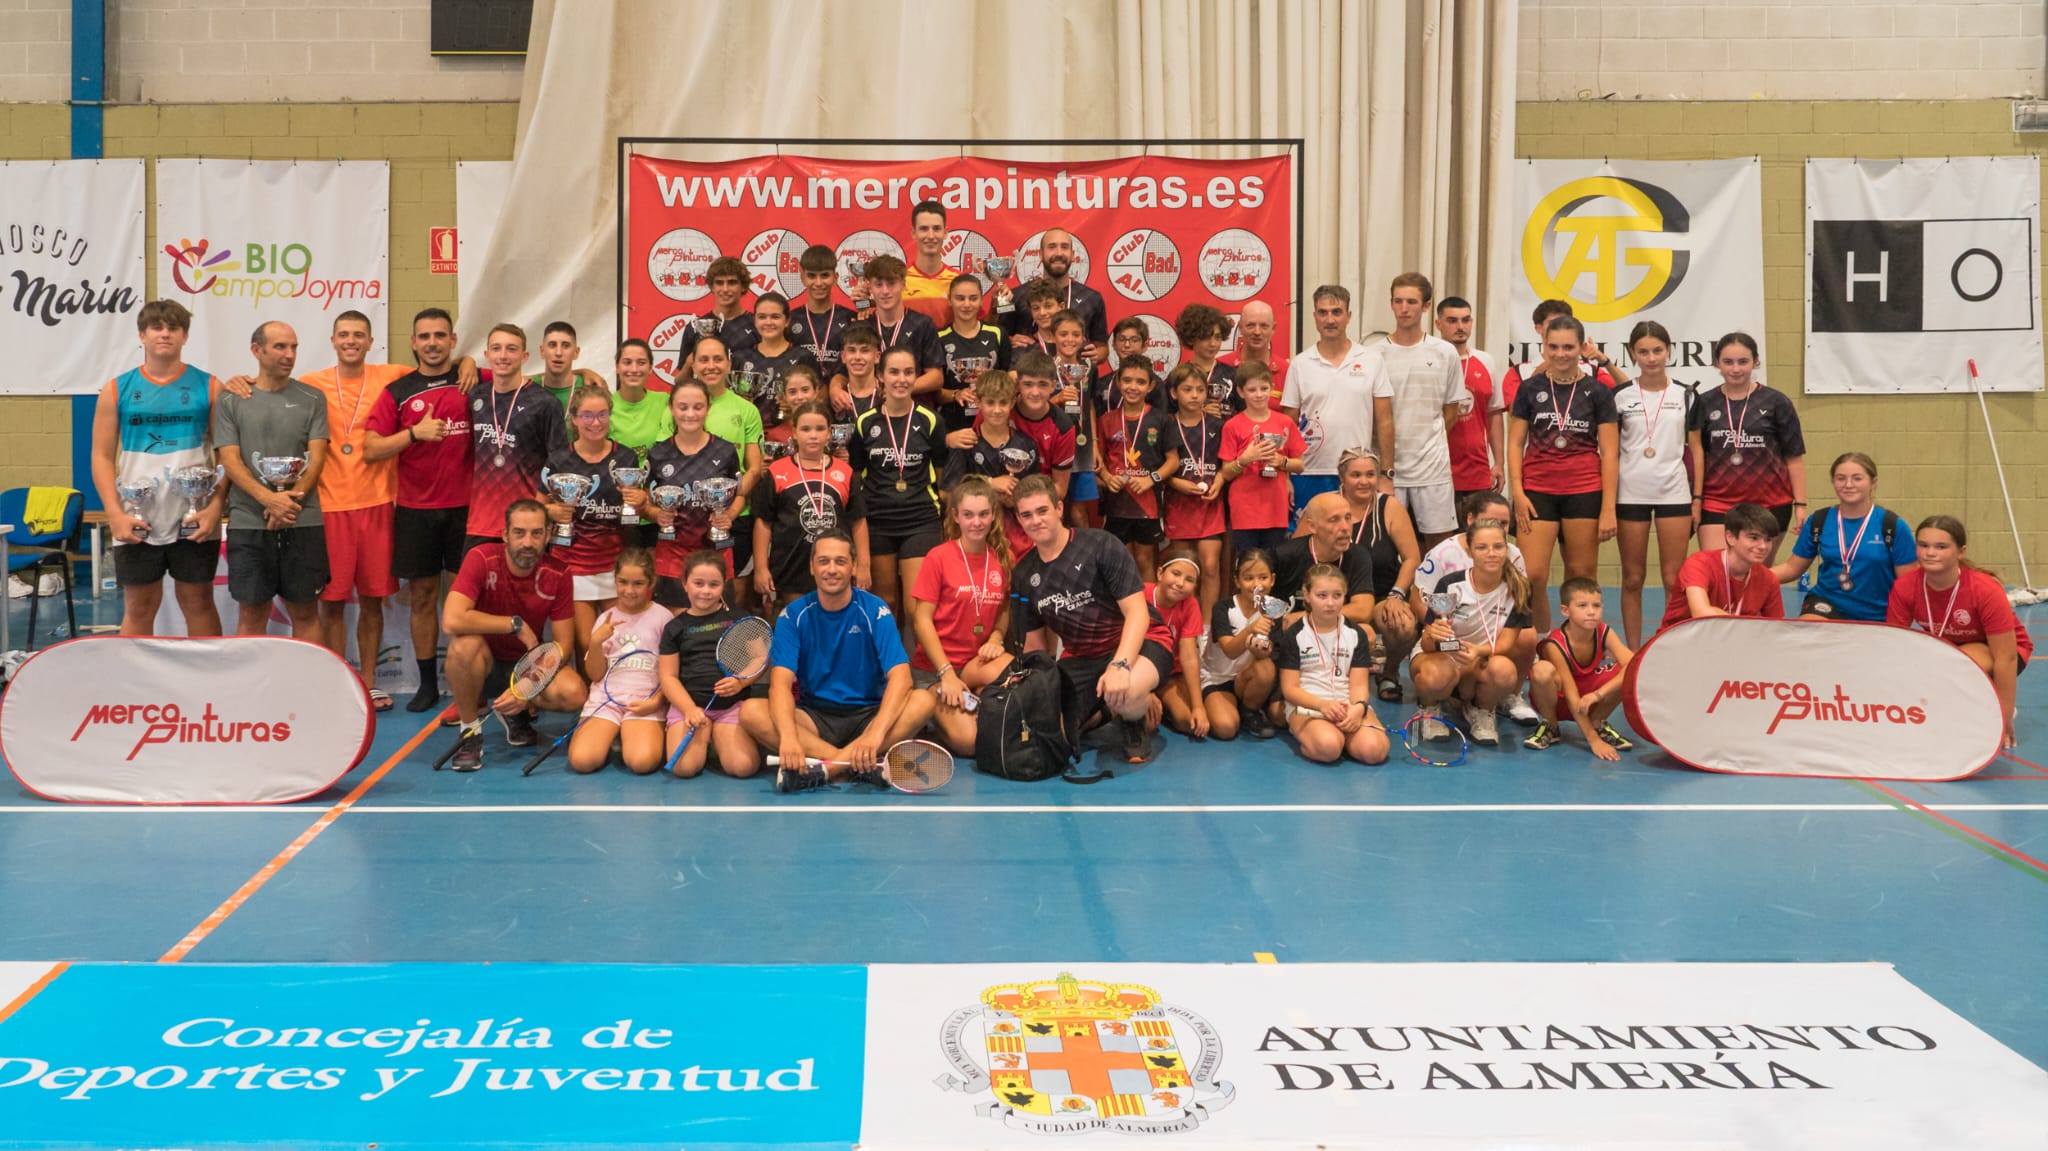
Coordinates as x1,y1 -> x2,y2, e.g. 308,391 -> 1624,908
867,309 -> 944,376
787,303 -> 854,382
607,388 -> 677,460
1381,334 -> 1466,489
1510,373 -> 1618,496
1270,536 -> 1375,608
902,262 -> 964,328
1012,528 -> 1168,659
1449,350 -> 1502,492
1010,405 -> 1078,476
1425,568 -> 1532,649
1200,593 -> 1286,688
941,425 -> 1041,556
581,601 -> 675,716
1145,582 -> 1205,673
851,404 -> 944,536
467,382 -> 567,539
838,384 -> 883,424
1414,534 -> 1528,592
1687,384 -> 1805,513
1539,624 -> 1622,717
755,454 -> 864,595
1097,363 -> 1169,416
451,543 -> 575,663
1000,278 -> 1110,346
936,323 -> 1010,431
1188,361 -> 1241,414
1284,342 -> 1394,475
658,605 -> 740,706
541,441 -> 641,575
1658,549 -> 1786,631
909,540 -> 1008,672
679,309 -> 757,361
301,364 -> 408,512
1500,360 -> 1616,411
732,342 -> 819,429
1220,410 -> 1305,531
1612,381 -> 1694,506
770,588 -> 908,709
213,380 -> 329,531
1273,616 -> 1373,703
1220,351 -> 1289,401
368,368 -> 473,509
1163,414 -> 1227,539
109,364 -> 217,547
1095,407 -> 1174,520
645,433 -> 744,575
1793,505 -> 1917,622
1887,567 -> 2035,661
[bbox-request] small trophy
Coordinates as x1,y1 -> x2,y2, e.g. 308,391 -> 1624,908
734,364 -> 758,398
830,422 -> 855,451
983,256 -> 1016,312
955,355 -> 990,415
846,260 -> 869,310
115,476 -> 159,539
693,476 -> 741,544
611,461 -> 650,526
167,463 -> 225,539
538,468 -> 599,545
251,452 -> 307,491
692,315 -> 721,337
1209,374 -> 1235,402
1057,362 -> 1088,417
1427,592 -> 1462,652
1252,592 -> 1286,653
1001,446 -> 1036,475
1258,431 -> 1289,478
649,484 -> 689,541
761,438 -> 792,461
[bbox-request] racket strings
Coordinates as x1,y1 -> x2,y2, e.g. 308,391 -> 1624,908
882,741 -> 955,792
718,617 -> 775,678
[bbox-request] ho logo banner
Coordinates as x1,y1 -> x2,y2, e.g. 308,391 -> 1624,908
1511,160 -> 1762,388
625,152 -> 1294,388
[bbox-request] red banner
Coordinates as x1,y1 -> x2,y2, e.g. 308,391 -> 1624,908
625,152 -> 1294,388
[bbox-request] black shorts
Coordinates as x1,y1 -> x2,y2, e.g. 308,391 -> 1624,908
392,505 -> 468,579
1700,503 -> 1793,534
868,522 -> 943,560
1231,527 -> 1291,554
1523,490 -> 1603,522
1057,639 -> 1174,735
1103,516 -> 1164,548
727,514 -> 755,577
1201,682 -> 1240,699
1616,501 -> 1692,523
462,533 -> 500,556
800,702 -> 880,748
112,537 -> 219,587
226,527 -> 330,605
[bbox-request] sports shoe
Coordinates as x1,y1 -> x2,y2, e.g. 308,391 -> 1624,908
775,761 -> 830,794
408,685 -> 444,714
1241,705 -> 1278,741
450,723 -> 484,772
503,709 -> 540,748
1523,721 -> 1561,750
1468,707 -> 1500,747
1417,704 -> 1451,742
5,575 -> 31,600
35,571 -> 64,597
1119,718 -> 1152,764
1597,723 -> 1635,752
1503,689 -> 1540,727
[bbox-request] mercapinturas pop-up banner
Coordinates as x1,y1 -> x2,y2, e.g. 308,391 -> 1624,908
0,159 -> 147,395
1805,156 -> 2044,394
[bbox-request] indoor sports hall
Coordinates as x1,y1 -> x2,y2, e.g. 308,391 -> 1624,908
2,2 -> 2048,1149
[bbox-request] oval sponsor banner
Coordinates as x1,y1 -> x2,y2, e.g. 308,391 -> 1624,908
1622,617 -> 2001,781
0,636 -> 372,804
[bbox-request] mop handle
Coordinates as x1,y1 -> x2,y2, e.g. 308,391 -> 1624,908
1969,359 -> 2036,590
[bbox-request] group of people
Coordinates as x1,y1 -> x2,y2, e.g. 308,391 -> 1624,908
88,202 -> 2030,786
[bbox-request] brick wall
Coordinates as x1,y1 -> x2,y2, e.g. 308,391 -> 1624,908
0,0 -> 71,104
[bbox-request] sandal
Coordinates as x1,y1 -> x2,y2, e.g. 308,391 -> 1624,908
368,688 -> 393,712
1376,675 -> 1403,703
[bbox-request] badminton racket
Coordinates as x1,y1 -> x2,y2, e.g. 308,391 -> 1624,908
522,647 -> 661,776
1399,710 -> 1469,768
433,640 -> 565,770
660,615 -> 775,775
767,738 -> 956,793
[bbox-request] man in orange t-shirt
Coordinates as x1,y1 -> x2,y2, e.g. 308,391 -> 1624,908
901,199 -> 964,329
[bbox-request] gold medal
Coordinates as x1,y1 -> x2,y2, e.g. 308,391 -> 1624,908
896,479 -> 908,492
972,623 -> 985,635
1642,446 -> 1655,459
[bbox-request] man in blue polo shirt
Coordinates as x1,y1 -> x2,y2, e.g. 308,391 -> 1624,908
740,529 -> 934,792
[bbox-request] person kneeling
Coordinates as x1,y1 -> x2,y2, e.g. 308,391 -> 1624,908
1274,564 -> 1388,764
1412,518 -> 1529,746
741,530 -> 936,792
567,549 -> 673,775
1525,576 -> 1635,760
1659,501 -> 1785,629
442,500 -> 590,771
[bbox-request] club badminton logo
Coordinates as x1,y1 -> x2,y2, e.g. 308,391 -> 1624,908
648,312 -> 696,386
945,228 -> 999,285
1521,176 -> 1691,323
1108,229 -> 1182,302
938,971 -> 1234,1135
1197,229 -> 1271,301
742,227 -> 810,298
648,227 -> 721,302
163,238 -> 239,294
1133,314 -> 1182,375
70,701 -> 294,761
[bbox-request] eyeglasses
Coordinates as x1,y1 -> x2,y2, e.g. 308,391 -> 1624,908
573,412 -> 612,425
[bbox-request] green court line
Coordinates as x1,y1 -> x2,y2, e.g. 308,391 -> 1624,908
1850,780 -> 2048,885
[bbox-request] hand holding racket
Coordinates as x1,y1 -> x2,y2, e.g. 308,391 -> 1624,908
661,615 -> 774,775
769,739 -> 955,794
433,640 -> 565,770
522,644 -> 660,776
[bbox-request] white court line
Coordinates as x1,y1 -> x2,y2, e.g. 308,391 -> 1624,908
1,803 -> 2047,815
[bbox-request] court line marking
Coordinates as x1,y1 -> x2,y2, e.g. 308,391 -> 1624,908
1254,952 -> 1278,964
6,802 -> 2043,816
1999,751 -> 2048,778
0,962 -> 67,1028
1854,780 -> 2048,882
157,718 -> 439,963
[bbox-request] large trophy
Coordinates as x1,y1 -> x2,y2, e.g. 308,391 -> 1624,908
982,256 -> 1015,313
692,476 -> 741,544
538,468 -> 599,545
734,363 -> 759,398
167,463 -> 225,539
649,484 -> 689,542
691,315 -> 720,337
611,461 -> 650,526
1056,362 -> 1089,417
251,452 -> 307,491
1427,592 -> 1462,652
114,476 -> 159,540
952,355 -> 991,415
1001,446 -> 1036,476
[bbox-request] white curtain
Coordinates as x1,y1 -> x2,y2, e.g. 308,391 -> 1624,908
466,0 -> 1516,357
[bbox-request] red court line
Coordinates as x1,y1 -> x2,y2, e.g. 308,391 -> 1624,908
1998,751 -> 2048,778
1861,779 -> 2048,875
158,718 -> 439,963
0,963 -> 68,1028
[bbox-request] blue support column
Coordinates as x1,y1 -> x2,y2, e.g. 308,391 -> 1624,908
70,0 -> 107,510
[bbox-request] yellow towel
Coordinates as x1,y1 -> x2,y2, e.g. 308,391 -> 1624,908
21,486 -> 73,537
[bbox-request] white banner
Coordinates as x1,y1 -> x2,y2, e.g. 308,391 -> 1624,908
862,963 -> 2048,1149
0,160 -> 146,395
154,160 -> 390,377
456,160 -> 512,332
1805,157 -> 2043,393
1512,159 -> 1764,387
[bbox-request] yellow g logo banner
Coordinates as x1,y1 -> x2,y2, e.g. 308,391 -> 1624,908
1522,177 -> 1691,322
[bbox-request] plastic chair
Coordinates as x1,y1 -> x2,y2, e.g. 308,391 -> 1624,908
0,488 -> 82,650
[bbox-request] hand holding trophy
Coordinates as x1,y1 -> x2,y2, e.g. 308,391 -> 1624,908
538,468 -> 599,545
649,484 -> 689,541
167,463 -> 225,539
114,476 -> 159,543
611,461 -> 651,526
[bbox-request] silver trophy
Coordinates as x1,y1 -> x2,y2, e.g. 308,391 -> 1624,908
692,315 -> 720,337
830,422 -> 856,451
983,257 -> 1016,312
954,355 -> 991,415
538,468 -> 599,545
1258,431 -> 1290,477
1057,362 -> 1089,416
1427,592 -> 1462,652
1209,374 -> 1236,402
251,451 -> 307,491
114,476 -> 159,539
611,461 -> 651,526
846,260 -> 869,309
761,437 -> 792,461
692,476 -> 741,544
1001,446 -> 1036,475
1252,591 -> 1286,653
649,484 -> 689,541
734,363 -> 759,398
167,463 -> 225,539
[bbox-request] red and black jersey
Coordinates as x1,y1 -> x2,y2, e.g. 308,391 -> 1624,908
645,433 -> 744,577
1511,373 -> 1617,496
1012,527 -> 1160,660
451,544 -> 574,664
1095,407 -> 1176,520
756,454 -> 864,596
541,441 -> 640,575
466,382 -> 568,539
1010,404 -> 1077,473
368,369 -> 472,509
1687,384 -> 1806,512
1163,413 -> 1226,540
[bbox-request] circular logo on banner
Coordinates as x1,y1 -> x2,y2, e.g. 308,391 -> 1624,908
647,228 -> 721,302
1107,229 -> 1181,302
945,229 -> 999,286
1521,176 -> 1690,323
1198,228 -> 1272,301
1017,230 -> 1091,286
743,228 -> 810,298
837,230 -> 906,297
1134,313 -> 1182,375
648,312 -> 696,386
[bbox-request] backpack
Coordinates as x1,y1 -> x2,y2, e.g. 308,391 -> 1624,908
974,651 -> 1071,782
1804,507 -> 1898,556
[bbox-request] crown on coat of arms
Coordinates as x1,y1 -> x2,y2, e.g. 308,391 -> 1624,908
980,972 -> 1160,1021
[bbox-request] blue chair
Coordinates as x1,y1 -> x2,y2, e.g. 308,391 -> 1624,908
0,487 -> 82,649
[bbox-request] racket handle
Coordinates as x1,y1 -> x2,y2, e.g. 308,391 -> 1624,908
761,755 -> 832,768
662,725 -> 698,775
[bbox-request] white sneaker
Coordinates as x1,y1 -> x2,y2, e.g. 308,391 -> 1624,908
1417,704 -> 1451,742
1469,707 -> 1500,746
1503,689 -> 1540,727
5,575 -> 30,600
35,571 -> 64,597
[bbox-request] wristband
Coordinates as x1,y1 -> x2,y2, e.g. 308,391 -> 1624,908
406,425 -> 417,442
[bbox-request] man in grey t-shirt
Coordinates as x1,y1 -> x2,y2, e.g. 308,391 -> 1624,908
215,321 -> 331,637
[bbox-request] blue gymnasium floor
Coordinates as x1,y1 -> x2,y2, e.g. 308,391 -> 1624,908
2,586 -> 2046,1076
